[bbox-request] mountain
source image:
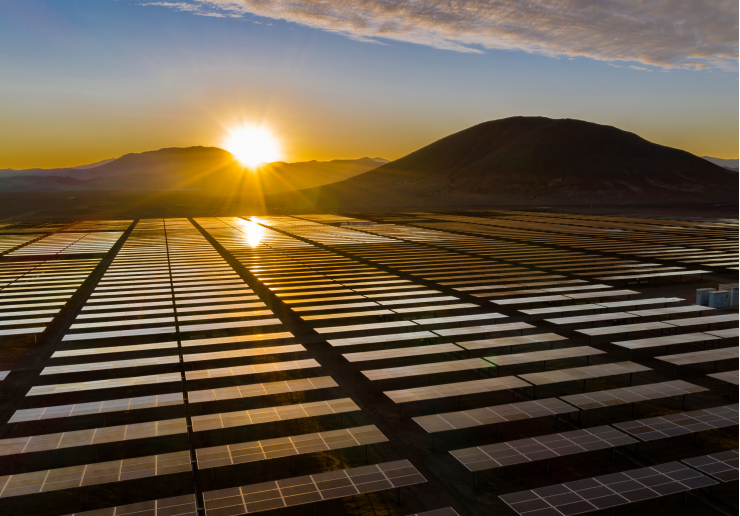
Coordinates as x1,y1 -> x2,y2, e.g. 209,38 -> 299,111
72,158 -> 116,170
276,117 -> 738,209
0,148 -> 384,193
702,156 -> 738,172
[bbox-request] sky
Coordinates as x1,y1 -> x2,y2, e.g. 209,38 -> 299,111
0,0 -> 737,169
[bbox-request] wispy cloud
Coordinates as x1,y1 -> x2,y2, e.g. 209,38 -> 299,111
142,0 -> 738,70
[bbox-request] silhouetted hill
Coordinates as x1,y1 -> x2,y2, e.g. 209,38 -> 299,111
280,117 -> 738,209
0,148 -> 383,193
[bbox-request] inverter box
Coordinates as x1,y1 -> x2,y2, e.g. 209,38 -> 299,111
696,288 -> 714,306
719,284 -> 739,308
708,290 -> 730,309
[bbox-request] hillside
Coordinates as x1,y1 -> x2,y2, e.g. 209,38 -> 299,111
278,117 -> 738,209
0,148 -> 384,194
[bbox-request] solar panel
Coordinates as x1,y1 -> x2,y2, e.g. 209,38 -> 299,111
681,450 -> 739,482
385,376 -> 529,407
412,313 -> 507,326
595,269 -> 710,280
392,303 -> 478,314
343,343 -> 462,364
60,494 -> 197,516
62,326 -> 177,341
184,358 -> 319,380
485,346 -> 605,372
626,305 -> 713,318
182,344 -> 306,363
500,461 -> 717,516
451,425 -> 636,473
657,347 -> 739,378
518,298 -> 684,318
302,309 -> 395,321
178,317 -> 282,333
410,509 -> 460,516
544,312 -> 635,327
705,328 -> 739,339
516,361 -> 651,399
413,397 -> 575,436
613,404 -> 738,441
362,358 -> 490,383
433,322 -> 533,338
196,425 -> 387,469
377,296 -> 459,306
560,380 -> 708,414
202,460 -> 426,515
188,377 -> 337,403
0,450 -> 191,498
315,320 -> 417,334
190,398 -> 360,432
40,355 -> 180,375
457,333 -> 567,356
27,372 -> 182,395
181,332 -> 294,348
0,418 -> 187,456
664,313 -> 739,328
612,332 -> 722,360
10,393 -> 184,422
708,370 -> 739,385
576,321 -> 673,339
328,331 -> 437,348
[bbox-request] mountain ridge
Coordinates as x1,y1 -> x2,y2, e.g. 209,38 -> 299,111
0,148 -> 385,193
269,116 -> 737,208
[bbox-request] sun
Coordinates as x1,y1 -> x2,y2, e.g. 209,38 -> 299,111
224,125 -> 280,167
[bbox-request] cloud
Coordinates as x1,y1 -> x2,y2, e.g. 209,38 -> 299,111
142,0 -> 738,70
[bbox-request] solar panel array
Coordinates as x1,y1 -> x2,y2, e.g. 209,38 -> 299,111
0,211 -> 735,516
500,461 -> 717,516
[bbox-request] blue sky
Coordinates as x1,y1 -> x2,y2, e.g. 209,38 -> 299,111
0,0 -> 737,168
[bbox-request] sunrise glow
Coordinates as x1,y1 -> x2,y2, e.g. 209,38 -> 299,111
224,125 -> 281,167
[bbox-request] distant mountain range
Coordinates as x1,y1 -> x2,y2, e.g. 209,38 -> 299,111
271,117 -> 738,209
1,117 -> 735,216
0,150 -> 387,193
702,156 -> 738,172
